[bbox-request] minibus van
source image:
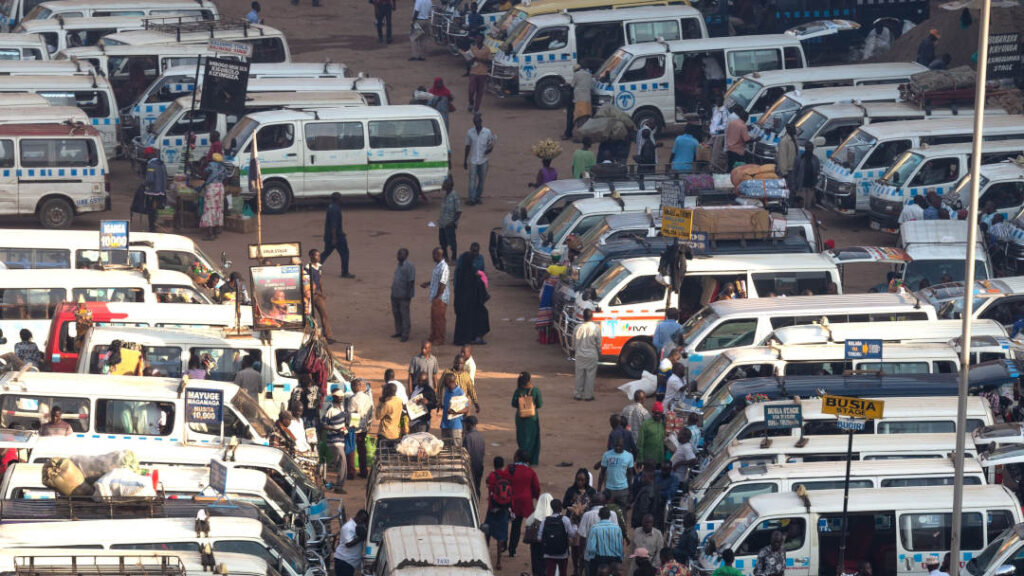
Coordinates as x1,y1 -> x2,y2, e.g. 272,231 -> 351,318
0,57 -> 93,74
763,319 -> 1007,348
868,140 -> 1024,232
0,371 -> 274,445
707,396 -> 995,457
374,526 -> 493,576
0,268 -> 209,355
559,254 -> 844,376
945,161 -> 1024,225
136,90 -> 368,175
918,277 -> 1024,327
0,121 -> 109,229
126,62 -> 354,135
14,14 -> 148,53
0,103 -> 86,125
724,63 -> 925,124
0,550 -> 282,576
224,105 -> 450,212
101,21 -> 290,64
692,458 -> 988,545
488,5 -> 707,108
695,485 -> 1022,576
0,517 -> 313,576
593,35 -> 807,131
76,324 -> 352,418
819,114 -> 1024,215
0,32 -> 46,58
746,84 -> 902,161
14,0 -> 218,27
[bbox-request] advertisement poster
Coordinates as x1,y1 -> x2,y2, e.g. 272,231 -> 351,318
200,57 -> 250,116
251,265 -> 304,329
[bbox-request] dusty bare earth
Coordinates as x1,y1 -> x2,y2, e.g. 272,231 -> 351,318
0,1 -> 898,570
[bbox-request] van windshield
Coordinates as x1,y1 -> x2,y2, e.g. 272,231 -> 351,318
516,185 -> 556,221
225,117 -> 259,157
880,150 -> 924,187
903,258 -> 986,290
832,130 -> 876,170
693,354 -> 733,396
590,264 -> 630,303
793,109 -> 828,142
24,5 -> 50,20
724,78 -> 763,112
260,525 -> 306,574
280,453 -> 323,507
492,8 -> 526,38
369,497 -> 475,544
696,471 -> 735,519
545,204 -> 582,246
965,525 -> 1020,576
230,390 -> 273,438
701,377 -> 735,432
681,307 -> 718,345
710,504 -> 759,552
709,408 -> 752,455
596,49 -> 630,84
757,96 -> 801,130
952,172 -> 988,205
508,21 -> 535,54
150,101 -> 185,141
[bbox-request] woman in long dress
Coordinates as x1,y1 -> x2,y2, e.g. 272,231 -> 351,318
200,152 -> 227,240
511,371 -> 542,465
453,252 -> 490,346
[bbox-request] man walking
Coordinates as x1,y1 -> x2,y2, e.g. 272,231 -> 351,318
598,438 -> 635,509
440,372 -> 469,444
573,308 -> 601,401
422,247 -> 450,345
323,193 -> 354,278
305,249 -> 336,343
725,108 -> 752,169
410,0 -> 431,60
464,114 -> 495,206
142,147 -> 167,233
585,507 -> 623,576
390,248 -> 415,342
373,0 -> 393,44
466,33 -> 490,113
438,177 -> 461,261
322,388 -> 349,493
408,340 -> 440,395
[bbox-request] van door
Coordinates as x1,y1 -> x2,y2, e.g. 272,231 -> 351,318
978,180 -> 1024,222
518,25 -> 571,97
819,511 -> 895,576
0,138 -> 15,214
905,156 -> 961,198
302,120 -> 367,196
896,511 -> 984,576
252,122 -> 300,197
733,516 -> 810,576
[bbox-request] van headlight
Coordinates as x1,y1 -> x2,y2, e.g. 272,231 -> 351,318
505,237 -> 526,252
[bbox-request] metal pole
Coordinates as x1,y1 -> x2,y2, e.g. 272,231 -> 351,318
951,4 -> 992,575
184,56 -> 202,177
837,427 -> 854,575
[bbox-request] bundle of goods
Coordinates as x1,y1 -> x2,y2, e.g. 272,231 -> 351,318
680,173 -> 715,195
691,206 -> 773,241
730,163 -> 778,187
396,432 -> 445,458
736,177 -> 790,201
899,66 -> 1008,108
41,450 -> 153,501
990,88 -> 1024,115
531,138 -> 563,160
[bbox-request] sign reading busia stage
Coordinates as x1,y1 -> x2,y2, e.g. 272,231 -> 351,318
185,388 -> 224,425
821,395 -> 885,420
764,404 -> 802,429
200,58 -> 250,116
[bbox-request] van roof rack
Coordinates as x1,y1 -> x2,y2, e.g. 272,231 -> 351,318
14,554 -> 187,576
367,441 -> 473,495
143,17 -> 262,39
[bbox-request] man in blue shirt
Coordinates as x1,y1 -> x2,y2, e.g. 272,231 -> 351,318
670,125 -> 700,173
584,507 -> 623,576
246,1 -> 262,23
651,308 -> 680,353
598,438 -> 635,509
440,372 -> 469,445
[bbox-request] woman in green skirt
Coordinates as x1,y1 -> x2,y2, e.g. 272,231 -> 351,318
511,371 -> 543,465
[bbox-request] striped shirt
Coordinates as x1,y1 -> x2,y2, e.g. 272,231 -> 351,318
322,403 -> 348,444
430,259 -> 450,304
584,519 -> 623,561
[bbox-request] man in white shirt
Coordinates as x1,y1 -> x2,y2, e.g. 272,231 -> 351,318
898,194 -> 928,224
572,308 -> 602,401
664,362 -> 686,410
460,345 -> 476,385
420,247 -> 450,345
464,114 -> 496,206
410,0 -> 432,60
384,368 -> 408,405
577,493 -> 619,544
333,510 -> 368,576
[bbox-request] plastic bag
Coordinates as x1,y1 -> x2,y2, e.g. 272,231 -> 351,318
396,432 -> 445,458
93,468 -> 157,501
71,450 -> 139,482
617,370 -> 658,399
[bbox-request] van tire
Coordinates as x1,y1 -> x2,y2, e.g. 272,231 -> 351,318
261,181 -> 292,214
384,176 -> 420,210
633,108 -> 662,136
534,78 -> 564,109
618,340 -> 658,379
39,197 -> 74,229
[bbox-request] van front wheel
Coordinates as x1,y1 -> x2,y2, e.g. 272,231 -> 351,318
534,78 -> 564,109
384,176 -> 420,210
618,340 -> 658,379
39,197 -> 74,229
262,181 -> 292,214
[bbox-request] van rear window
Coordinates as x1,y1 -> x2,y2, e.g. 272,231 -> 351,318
0,247 -> 69,269
368,119 -> 441,148
72,287 -> 144,303
37,90 -> 110,118
20,138 -> 99,168
75,249 -> 145,269
0,287 -> 64,319
0,394 -> 89,431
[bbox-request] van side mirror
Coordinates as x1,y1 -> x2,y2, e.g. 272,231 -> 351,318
812,136 -> 825,148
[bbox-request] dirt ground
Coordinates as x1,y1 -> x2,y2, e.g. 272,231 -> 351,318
0,1 -> 898,570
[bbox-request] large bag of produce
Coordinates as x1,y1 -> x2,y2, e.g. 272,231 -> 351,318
93,468 -> 157,501
42,457 -> 85,497
396,432 -> 445,458
730,163 -> 777,187
736,178 -> 790,200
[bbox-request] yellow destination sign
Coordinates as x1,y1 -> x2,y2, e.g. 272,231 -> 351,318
661,206 -> 693,239
820,395 -> 885,420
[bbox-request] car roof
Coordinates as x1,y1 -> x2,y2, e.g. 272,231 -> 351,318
740,395 -> 990,422
381,525 -> 492,572
735,63 -> 926,87
906,139 -> 1024,159
726,456 -> 982,483
0,516 -> 262,546
623,34 -> 801,57
780,84 -> 899,106
243,104 -> 441,123
856,114 -> 1024,138
85,324 -> 304,346
617,252 -> 836,275
527,4 -> 701,26
0,370 -> 240,399
747,485 -> 1015,517
704,291 -> 928,316
725,432 -> 970,456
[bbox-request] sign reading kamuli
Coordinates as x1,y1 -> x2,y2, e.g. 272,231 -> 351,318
821,395 -> 885,420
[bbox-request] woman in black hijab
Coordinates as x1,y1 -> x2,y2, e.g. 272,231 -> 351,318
453,252 -> 490,346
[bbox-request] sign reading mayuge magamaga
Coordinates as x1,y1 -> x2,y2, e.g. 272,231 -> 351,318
820,395 -> 885,420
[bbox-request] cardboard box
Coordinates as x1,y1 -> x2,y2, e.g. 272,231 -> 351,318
692,206 -> 771,240
224,215 -> 256,234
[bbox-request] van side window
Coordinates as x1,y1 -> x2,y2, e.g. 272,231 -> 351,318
0,247 -> 69,269
250,37 -> 287,63
866,312 -> 930,321
750,86 -> 792,115
988,510 -> 1015,541
524,26 -> 568,53
803,420 -> 873,435
626,20 -> 680,44
821,123 -> 859,148
727,49 -> 781,77
863,140 -> 912,170
111,543 -> 200,552
156,250 -> 199,274
0,288 -> 65,319
0,48 -> 20,60
154,285 -> 207,304
168,110 -> 216,136
620,55 -> 664,83
980,182 -> 1024,210
95,399 -> 175,436
72,287 -> 145,303
256,124 -> 295,152
899,512 -> 983,551
612,276 -> 664,307
306,122 -> 365,151
882,476 -> 980,488
0,394 -> 89,431
932,361 -> 957,373
680,17 -> 703,39
576,23 -> 624,63
275,349 -> 298,377
696,319 -> 757,352
710,483 -> 777,520
876,420 -> 954,434
783,47 -> 803,68
736,517 -> 805,556
76,249 -> 145,269
20,138 -> 98,168
911,158 -> 959,187
801,479 -> 872,491
751,271 -> 831,297
784,361 -> 844,376
856,361 -> 929,375
213,541 -> 274,565
190,347 -> 261,382
368,119 -> 442,148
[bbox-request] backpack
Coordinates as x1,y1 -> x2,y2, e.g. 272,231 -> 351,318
542,516 -> 569,556
490,473 -> 513,508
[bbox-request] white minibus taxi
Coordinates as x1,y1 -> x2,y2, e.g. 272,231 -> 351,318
14,0 -> 218,27
724,63 -> 925,124
0,104 -> 86,125
695,485 -> 1022,576
101,21 -> 290,64
488,5 -> 707,108
0,57 -> 93,74
593,35 -> 806,131
126,62 -> 353,135
0,550 -> 283,576
0,517 -> 312,576
0,121 -> 109,229
0,371 -> 274,446
0,73 -> 119,156
14,15 -> 147,53
819,114 -> 1024,215
374,526 -> 493,576
693,458 -> 988,545
0,32 -> 46,59
764,319 -> 1007,348
136,90 -> 368,175
868,141 -> 1024,232
944,161 -> 1024,226
224,105 -> 450,212
76,325 -> 352,419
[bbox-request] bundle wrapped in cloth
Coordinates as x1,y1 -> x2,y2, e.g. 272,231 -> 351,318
396,432 -> 445,458
730,163 -> 778,187
93,468 -> 157,501
736,178 -> 790,200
